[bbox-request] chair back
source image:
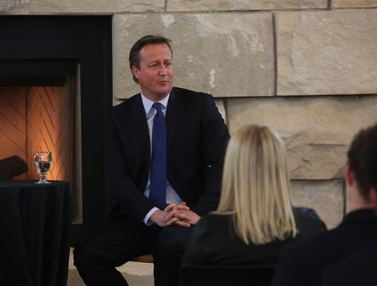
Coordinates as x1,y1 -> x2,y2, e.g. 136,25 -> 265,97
180,265 -> 275,286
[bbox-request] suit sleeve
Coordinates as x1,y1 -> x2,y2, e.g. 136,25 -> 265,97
105,109 -> 156,222
192,94 -> 230,216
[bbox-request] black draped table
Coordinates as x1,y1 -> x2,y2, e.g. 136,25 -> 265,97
0,180 -> 71,286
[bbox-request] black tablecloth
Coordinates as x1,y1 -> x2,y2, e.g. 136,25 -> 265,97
0,180 -> 71,286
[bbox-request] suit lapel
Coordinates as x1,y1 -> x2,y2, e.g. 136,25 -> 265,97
166,87 -> 184,157
131,94 -> 151,162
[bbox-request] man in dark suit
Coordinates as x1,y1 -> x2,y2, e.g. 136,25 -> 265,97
271,124 -> 377,286
320,124 -> 377,286
74,35 -> 230,286
321,242 -> 377,286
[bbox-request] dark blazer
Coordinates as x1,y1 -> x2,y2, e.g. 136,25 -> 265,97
105,87 -> 230,223
321,241 -> 377,286
271,209 -> 377,286
182,207 -> 326,266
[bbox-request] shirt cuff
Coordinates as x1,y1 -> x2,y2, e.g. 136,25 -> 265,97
143,207 -> 159,225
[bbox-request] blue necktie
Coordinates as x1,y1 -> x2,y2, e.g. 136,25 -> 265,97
149,102 -> 167,210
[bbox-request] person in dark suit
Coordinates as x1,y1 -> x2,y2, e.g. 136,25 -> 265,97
73,35 -> 230,286
320,242 -> 377,286
183,125 -> 326,267
271,123 -> 377,286
320,124 -> 377,286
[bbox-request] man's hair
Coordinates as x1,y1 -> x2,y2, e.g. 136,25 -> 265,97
348,124 -> 377,202
215,125 -> 298,245
129,35 -> 173,84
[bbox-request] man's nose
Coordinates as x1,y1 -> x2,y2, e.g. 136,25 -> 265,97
159,65 -> 167,75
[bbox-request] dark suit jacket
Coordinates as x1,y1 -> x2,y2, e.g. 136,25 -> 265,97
182,207 -> 326,266
271,209 -> 377,286
321,241 -> 377,286
105,87 -> 230,223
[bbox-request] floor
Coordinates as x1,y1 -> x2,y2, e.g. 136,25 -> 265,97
67,248 -> 154,286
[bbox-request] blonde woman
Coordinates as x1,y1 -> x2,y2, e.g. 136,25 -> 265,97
183,125 -> 326,266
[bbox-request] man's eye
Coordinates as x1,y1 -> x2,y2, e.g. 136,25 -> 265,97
165,63 -> 171,67
151,64 -> 157,68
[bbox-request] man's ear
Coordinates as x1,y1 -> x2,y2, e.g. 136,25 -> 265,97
132,66 -> 140,80
345,163 -> 355,186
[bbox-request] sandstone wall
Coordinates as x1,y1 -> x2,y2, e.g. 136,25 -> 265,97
2,0 -> 377,229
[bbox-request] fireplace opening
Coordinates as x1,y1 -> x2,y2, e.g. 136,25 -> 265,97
0,59 -> 82,223
0,16 -> 113,246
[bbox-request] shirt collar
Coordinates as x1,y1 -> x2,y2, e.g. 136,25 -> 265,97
141,92 -> 170,116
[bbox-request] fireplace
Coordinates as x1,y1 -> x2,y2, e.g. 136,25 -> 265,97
0,60 -> 81,222
0,16 -> 113,246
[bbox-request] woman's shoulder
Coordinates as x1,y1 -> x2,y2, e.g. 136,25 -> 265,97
293,207 -> 321,219
186,214 -> 234,248
293,207 -> 328,238
197,213 -> 233,228
191,214 -> 234,238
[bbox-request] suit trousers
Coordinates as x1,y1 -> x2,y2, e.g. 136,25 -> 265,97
74,215 -> 192,286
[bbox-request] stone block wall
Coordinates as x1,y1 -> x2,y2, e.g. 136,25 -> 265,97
2,0 -> 377,229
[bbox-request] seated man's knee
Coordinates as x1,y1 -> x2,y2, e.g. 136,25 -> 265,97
73,244 -> 89,268
73,240 -> 102,269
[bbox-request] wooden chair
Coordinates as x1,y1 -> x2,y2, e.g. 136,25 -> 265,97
131,254 -> 154,263
180,265 -> 275,286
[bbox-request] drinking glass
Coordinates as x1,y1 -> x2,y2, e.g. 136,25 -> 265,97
34,152 -> 52,184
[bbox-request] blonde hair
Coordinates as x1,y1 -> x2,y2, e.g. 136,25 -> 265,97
215,125 -> 298,245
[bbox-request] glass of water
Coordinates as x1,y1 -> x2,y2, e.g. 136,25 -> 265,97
34,152 -> 52,184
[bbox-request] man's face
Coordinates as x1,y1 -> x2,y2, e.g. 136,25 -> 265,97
132,44 -> 174,102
